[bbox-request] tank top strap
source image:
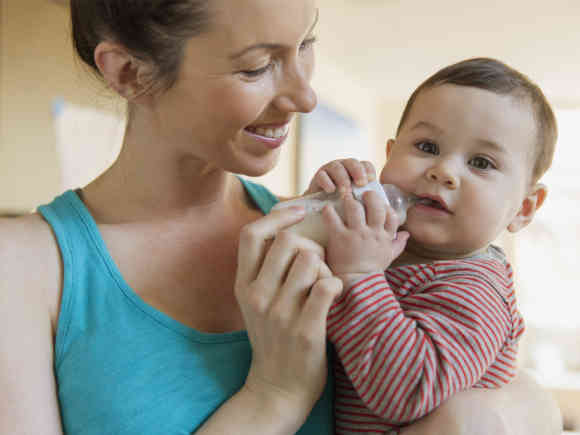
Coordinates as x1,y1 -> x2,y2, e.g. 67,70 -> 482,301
38,189 -> 110,365
238,177 -> 279,213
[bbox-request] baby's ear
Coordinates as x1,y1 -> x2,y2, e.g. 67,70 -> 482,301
507,183 -> 547,233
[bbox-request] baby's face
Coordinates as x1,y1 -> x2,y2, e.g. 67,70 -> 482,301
380,84 -> 537,260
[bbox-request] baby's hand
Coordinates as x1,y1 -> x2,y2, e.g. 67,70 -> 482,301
304,158 -> 376,195
322,190 -> 409,286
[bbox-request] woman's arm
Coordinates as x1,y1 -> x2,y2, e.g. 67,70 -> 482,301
197,207 -> 343,435
400,370 -> 562,435
0,216 -> 64,435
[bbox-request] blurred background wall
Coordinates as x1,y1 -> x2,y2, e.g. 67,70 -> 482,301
2,0 -> 579,431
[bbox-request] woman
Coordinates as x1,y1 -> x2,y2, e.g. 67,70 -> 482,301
0,0 -> 561,434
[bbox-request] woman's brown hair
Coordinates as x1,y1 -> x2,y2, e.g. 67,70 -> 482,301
70,0 -> 211,92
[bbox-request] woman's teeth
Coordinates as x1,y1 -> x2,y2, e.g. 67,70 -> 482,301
247,125 -> 289,139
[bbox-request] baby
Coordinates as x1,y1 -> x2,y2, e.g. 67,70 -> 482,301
307,57 -> 557,434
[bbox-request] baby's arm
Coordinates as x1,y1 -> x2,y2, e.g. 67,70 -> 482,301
327,269 -> 516,424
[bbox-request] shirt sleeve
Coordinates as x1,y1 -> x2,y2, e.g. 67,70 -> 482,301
326,270 -> 515,424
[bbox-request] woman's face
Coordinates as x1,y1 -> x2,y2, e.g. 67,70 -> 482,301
147,0 -> 318,177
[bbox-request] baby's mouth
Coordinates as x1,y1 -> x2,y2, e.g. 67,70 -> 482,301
415,196 -> 451,213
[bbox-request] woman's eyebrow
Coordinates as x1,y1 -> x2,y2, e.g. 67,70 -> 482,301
229,8 -> 319,61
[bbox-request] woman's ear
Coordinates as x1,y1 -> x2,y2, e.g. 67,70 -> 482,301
507,183 -> 548,233
94,41 -> 153,100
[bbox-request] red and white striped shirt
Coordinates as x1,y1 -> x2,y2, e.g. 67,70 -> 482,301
327,247 -> 525,435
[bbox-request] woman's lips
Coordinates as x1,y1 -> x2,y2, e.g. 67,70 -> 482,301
244,124 -> 290,149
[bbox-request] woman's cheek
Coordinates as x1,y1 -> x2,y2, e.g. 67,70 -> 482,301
216,79 -> 276,125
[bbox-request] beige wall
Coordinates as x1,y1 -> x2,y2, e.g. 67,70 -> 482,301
0,0 -> 120,213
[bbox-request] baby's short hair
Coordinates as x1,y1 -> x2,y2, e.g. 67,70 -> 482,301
397,58 -> 557,183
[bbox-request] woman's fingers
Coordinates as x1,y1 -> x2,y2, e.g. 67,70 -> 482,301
300,276 -> 343,333
236,207 -> 305,286
270,249 -> 321,319
256,230 -> 324,300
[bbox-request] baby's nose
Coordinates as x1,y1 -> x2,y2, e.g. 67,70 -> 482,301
426,166 -> 459,189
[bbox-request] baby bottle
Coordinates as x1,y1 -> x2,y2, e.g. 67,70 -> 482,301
271,181 -> 417,246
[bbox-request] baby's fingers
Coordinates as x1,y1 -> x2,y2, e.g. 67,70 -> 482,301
309,169 -> 336,194
360,160 -> 378,185
384,206 -> 401,235
322,160 -> 354,193
342,193 -> 367,230
362,190 -> 388,228
341,159 -> 376,188
391,231 -> 410,259
321,203 -> 346,234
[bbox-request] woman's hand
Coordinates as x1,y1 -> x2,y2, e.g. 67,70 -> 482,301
235,206 -> 343,426
400,370 -> 562,435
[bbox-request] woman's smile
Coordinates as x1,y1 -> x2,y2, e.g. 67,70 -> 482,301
244,123 -> 291,149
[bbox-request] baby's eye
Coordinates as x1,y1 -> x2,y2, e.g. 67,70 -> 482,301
415,141 -> 439,155
469,156 -> 496,170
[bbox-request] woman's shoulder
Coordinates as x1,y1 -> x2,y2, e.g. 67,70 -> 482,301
0,213 -> 62,330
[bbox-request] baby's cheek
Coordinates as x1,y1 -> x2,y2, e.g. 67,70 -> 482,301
380,166 -> 410,190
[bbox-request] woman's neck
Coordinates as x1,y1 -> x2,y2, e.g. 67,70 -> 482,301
82,127 -> 246,224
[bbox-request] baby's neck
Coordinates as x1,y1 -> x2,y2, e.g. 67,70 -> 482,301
392,243 -> 489,267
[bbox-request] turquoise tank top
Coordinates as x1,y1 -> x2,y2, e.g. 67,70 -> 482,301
38,178 -> 334,435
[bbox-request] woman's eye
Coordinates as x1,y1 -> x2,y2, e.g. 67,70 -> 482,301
300,36 -> 317,52
469,156 -> 495,170
240,63 -> 274,78
415,141 -> 439,154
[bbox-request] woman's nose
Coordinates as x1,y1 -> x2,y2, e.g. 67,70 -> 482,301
274,64 -> 317,114
425,164 -> 459,189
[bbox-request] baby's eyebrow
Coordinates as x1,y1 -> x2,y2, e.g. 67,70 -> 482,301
476,138 -> 507,155
409,121 -> 443,135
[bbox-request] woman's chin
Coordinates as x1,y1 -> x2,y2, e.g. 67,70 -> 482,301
236,160 -> 278,178
242,153 -> 281,177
